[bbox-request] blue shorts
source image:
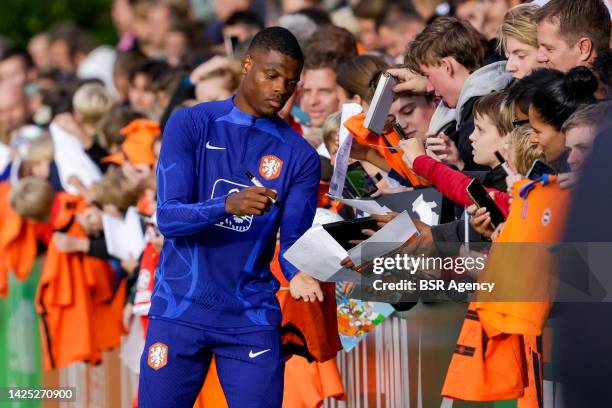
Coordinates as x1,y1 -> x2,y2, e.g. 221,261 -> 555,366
138,317 -> 284,408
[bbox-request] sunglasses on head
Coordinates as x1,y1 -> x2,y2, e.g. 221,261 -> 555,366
512,119 -> 530,128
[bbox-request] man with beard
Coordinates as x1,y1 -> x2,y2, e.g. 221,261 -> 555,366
139,27 -> 323,407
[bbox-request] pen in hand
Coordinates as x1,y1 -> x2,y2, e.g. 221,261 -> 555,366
245,171 -> 280,208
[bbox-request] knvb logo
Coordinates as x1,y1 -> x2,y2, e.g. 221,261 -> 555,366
211,179 -> 253,232
147,342 -> 168,370
259,155 -> 283,180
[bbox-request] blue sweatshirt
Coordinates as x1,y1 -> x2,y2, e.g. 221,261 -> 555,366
150,97 -> 320,332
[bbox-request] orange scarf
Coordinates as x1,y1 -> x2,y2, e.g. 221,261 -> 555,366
344,114 -> 428,187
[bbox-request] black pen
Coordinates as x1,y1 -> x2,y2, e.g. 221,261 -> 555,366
245,171 -> 280,208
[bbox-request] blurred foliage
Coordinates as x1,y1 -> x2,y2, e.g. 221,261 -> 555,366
0,0 -> 117,47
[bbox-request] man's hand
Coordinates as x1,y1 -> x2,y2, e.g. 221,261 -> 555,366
225,186 -> 277,216
400,138 -> 427,168
387,68 -> 429,95
289,271 -> 324,302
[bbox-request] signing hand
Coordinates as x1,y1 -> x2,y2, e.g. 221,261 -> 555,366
225,186 -> 277,216
289,272 -> 324,302
400,138 -> 427,168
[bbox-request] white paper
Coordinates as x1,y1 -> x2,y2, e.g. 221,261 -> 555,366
102,206 -> 145,262
329,103 -> 363,197
327,195 -> 392,215
283,225 -> 361,282
120,316 -> 145,374
49,122 -> 102,195
348,211 -> 417,265
412,194 -> 439,226
0,142 -> 10,175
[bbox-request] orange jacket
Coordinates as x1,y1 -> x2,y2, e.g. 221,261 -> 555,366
474,176 -> 570,336
445,176 -> 568,407
344,114 -> 428,187
36,193 -> 125,369
0,182 -> 38,296
442,304 -> 529,402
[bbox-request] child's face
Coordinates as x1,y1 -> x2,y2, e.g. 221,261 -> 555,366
129,74 -> 157,113
122,161 -> 152,189
195,77 -> 233,103
469,114 -> 504,168
25,159 -> 51,178
397,94 -> 436,143
327,132 -> 339,167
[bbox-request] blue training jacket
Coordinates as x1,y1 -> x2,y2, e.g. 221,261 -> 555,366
149,97 -> 320,332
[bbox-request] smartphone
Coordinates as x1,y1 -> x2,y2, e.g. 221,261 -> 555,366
466,179 -> 506,228
433,121 -> 456,139
392,122 -> 407,140
494,150 -> 516,178
345,161 -> 379,198
322,217 -> 379,250
224,35 -> 240,58
527,159 -> 557,180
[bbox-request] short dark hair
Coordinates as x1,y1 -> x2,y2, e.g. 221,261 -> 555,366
224,11 -> 264,30
248,27 -> 304,63
593,48 -> 612,89
129,59 -> 172,84
405,17 -> 484,73
535,0 -> 611,52
0,46 -> 33,68
531,67 -> 598,130
506,69 -> 562,116
114,49 -> 147,78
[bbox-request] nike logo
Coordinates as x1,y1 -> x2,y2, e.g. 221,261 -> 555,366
249,349 -> 271,358
206,141 -> 226,150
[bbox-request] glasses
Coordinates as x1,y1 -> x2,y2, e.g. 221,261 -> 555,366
512,119 -> 530,128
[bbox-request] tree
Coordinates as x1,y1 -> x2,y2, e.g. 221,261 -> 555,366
0,0 -> 116,47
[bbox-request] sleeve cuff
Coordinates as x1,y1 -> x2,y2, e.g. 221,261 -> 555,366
412,155 -> 434,176
279,254 -> 300,282
201,194 -> 231,224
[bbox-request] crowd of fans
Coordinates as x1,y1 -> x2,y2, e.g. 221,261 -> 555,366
0,0 -> 611,406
